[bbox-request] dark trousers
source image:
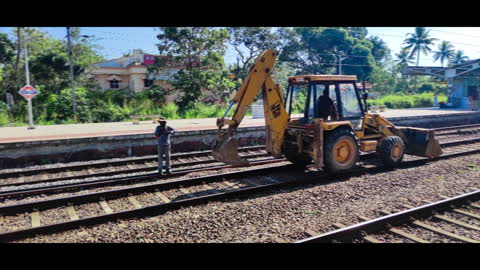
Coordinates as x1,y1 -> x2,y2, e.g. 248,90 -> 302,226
158,144 -> 171,170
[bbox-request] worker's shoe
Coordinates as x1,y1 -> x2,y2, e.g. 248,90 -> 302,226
158,169 -> 164,176
165,169 -> 172,175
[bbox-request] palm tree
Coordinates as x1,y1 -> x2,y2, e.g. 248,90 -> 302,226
403,27 -> 438,66
449,50 -> 470,65
395,48 -> 415,66
433,41 -> 455,67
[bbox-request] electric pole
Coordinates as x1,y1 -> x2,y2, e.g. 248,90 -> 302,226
337,55 -> 350,75
23,30 -> 35,130
66,27 -> 77,122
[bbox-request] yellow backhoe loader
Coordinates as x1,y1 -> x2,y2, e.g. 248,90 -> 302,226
213,49 -> 442,172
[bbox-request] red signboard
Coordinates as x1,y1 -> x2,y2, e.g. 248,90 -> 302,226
144,55 -> 155,65
18,85 -> 38,100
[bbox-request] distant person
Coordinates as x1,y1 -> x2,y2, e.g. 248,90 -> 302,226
155,117 -> 176,175
316,89 -> 338,120
468,86 -> 478,111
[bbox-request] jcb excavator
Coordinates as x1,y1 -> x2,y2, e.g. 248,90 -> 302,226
213,49 -> 442,172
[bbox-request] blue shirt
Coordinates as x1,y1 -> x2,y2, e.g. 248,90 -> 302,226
155,125 -> 176,146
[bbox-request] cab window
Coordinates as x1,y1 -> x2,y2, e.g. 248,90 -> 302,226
338,83 -> 363,118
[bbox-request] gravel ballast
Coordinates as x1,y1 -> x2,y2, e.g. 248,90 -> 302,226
10,152 -> 480,243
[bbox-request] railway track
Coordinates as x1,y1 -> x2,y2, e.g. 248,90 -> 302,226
296,190 -> 480,243
1,130 -> 479,200
1,124 -> 478,184
0,145 -> 268,186
1,133 -> 480,242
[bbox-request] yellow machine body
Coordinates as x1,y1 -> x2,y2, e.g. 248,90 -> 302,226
212,49 -> 442,169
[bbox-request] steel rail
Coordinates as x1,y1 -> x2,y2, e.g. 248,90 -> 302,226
0,161 -> 293,216
2,134 -> 480,201
0,151 -> 270,189
296,189 -> 480,243
1,125 -> 478,182
1,124 -> 478,179
432,123 -> 480,132
0,157 -> 285,200
1,141 -> 480,242
0,145 -> 266,179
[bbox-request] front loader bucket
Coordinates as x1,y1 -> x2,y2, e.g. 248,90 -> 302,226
212,132 -> 249,166
400,127 -> 443,158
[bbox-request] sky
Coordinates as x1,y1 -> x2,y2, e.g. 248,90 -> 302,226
2,27 -> 480,67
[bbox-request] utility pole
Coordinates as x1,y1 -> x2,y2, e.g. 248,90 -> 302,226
338,55 -> 343,75
337,55 -> 350,75
66,27 -> 77,122
23,31 -> 35,130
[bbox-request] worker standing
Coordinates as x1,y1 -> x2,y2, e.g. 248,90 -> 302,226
155,117 -> 176,175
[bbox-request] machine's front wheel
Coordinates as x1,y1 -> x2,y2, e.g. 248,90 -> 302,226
378,136 -> 405,167
324,128 -> 359,173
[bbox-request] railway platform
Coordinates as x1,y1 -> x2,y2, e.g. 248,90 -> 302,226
0,108 -> 479,168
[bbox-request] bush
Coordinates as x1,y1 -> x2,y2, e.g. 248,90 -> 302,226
183,102 -> 225,119
368,92 -> 447,109
158,103 -> 179,119
54,87 -> 91,123
90,101 -> 128,123
137,85 -> 167,104
0,101 -> 8,126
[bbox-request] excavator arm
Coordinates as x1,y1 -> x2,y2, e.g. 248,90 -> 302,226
212,49 -> 289,166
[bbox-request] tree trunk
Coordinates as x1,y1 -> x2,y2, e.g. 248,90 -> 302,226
414,48 -> 420,90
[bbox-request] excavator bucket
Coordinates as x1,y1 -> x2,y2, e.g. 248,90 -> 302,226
400,127 -> 443,158
212,132 -> 249,166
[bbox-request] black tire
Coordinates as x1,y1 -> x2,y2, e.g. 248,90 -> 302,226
281,142 -> 312,168
377,136 -> 405,167
324,128 -> 359,173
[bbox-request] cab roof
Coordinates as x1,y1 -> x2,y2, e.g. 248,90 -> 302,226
288,75 -> 357,84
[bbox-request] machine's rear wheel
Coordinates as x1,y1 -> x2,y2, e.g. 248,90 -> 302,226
378,136 -> 405,167
324,128 -> 359,173
281,142 -> 312,168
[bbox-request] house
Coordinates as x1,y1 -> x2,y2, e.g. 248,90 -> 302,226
402,59 -> 480,109
86,49 -> 224,104
86,49 -> 183,102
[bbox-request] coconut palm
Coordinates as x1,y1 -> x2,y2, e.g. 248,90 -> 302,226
403,27 -> 438,66
449,50 -> 470,65
433,41 -> 455,67
395,48 -> 415,66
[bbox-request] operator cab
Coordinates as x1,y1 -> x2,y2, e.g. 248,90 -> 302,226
285,75 -> 367,131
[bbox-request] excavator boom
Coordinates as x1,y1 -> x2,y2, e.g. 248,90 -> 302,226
212,49 -> 289,166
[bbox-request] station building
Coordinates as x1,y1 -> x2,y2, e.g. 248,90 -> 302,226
403,58 -> 480,109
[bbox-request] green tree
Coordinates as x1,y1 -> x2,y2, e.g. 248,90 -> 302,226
449,50 -> 470,65
278,27 -> 380,82
433,41 -> 455,67
155,27 -> 232,110
227,27 -> 281,81
279,27 -> 353,74
403,27 -> 438,66
0,33 -> 15,64
368,35 -> 391,62
342,43 -> 376,84
395,48 -> 415,66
